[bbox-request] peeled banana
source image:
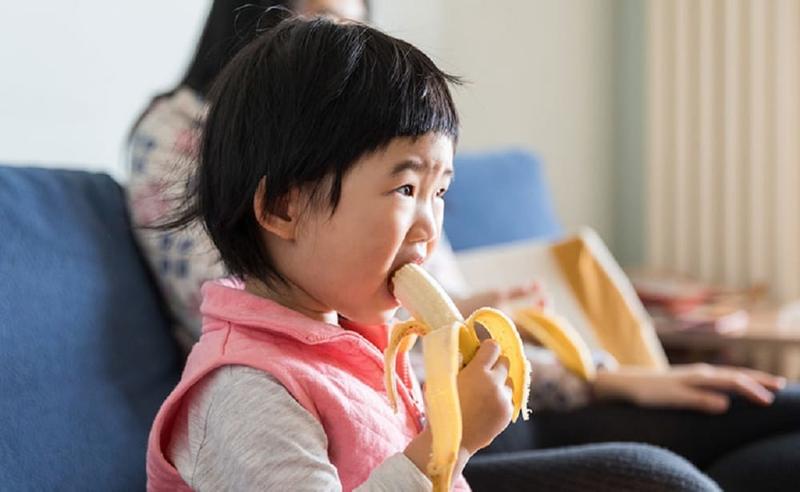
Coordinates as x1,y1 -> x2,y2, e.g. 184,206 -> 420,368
385,264 -> 531,492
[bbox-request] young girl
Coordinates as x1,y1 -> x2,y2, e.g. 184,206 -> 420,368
146,16 -> 511,491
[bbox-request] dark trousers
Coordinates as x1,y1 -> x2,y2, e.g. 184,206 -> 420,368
464,384 -> 800,491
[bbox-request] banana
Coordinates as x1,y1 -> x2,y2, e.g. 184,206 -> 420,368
513,308 -> 596,381
421,321 -> 462,490
385,264 -> 531,492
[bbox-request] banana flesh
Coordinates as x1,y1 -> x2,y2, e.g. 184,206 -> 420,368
421,322 -> 462,488
386,264 -> 531,492
393,264 -> 464,331
513,307 -> 596,381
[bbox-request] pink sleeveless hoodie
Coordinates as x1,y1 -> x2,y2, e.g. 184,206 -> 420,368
146,280 -> 470,491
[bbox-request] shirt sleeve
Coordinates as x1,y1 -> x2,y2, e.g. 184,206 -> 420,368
168,365 -> 431,492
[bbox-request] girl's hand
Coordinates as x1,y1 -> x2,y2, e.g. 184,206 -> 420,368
403,340 -> 514,480
593,363 -> 786,414
456,339 -> 515,453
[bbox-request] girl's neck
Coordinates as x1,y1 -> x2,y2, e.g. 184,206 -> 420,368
244,276 -> 339,326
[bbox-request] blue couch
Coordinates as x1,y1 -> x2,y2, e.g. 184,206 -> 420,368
0,150 -> 559,490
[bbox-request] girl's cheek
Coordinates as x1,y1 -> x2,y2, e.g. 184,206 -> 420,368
376,199 -> 413,241
386,202 -> 413,226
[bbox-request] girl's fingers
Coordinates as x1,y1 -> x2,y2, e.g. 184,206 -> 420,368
493,357 -> 514,397
472,339 -> 501,370
492,355 -> 510,381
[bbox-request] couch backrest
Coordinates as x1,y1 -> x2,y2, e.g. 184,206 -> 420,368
445,149 -> 562,251
0,165 -> 181,490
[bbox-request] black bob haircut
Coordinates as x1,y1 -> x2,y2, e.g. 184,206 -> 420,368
168,15 -> 462,286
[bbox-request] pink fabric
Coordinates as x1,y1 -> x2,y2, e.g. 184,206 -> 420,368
146,280 -> 470,491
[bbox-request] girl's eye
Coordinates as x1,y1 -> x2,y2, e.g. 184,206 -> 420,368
396,184 -> 414,197
436,187 -> 448,199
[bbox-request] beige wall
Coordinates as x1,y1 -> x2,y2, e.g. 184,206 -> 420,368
1,0 -> 621,250
0,1 -> 210,181
373,0 -> 616,244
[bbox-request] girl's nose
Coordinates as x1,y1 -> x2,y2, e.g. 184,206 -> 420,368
408,201 -> 439,245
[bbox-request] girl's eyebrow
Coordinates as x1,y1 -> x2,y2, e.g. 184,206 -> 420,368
389,160 -> 454,178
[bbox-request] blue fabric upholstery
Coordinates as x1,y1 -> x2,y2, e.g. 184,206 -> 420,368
445,150 -> 562,251
0,166 -> 181,491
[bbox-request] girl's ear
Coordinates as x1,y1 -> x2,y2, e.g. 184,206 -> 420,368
253,178 -> 300,240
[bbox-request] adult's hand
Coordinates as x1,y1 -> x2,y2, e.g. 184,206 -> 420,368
593,363 -> 786,414
454,281 -> 544,315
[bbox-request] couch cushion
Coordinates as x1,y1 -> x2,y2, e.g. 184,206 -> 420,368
0,165 -> 181,490
445,150 -> 562,251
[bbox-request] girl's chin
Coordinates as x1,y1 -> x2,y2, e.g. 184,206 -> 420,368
375,286 -> 401,318
341,291 -> 400,326
374,298 -> 402,325
340,281 -> 401,325
384,282 -> 401,309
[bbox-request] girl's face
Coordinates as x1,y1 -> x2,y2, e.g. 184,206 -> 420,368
262,133 -> 454,326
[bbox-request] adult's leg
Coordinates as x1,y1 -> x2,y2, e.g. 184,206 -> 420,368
528,384 -> 800,468
465,442 -> 720,492
705,431 -> 800,492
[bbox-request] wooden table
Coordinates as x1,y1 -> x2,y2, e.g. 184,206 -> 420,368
656,309 -> 800,379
